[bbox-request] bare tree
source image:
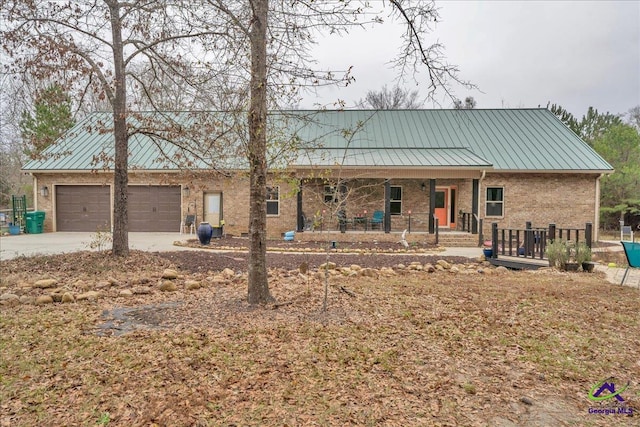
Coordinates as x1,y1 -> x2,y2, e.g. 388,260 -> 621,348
3,0 -> 470,304
207,0 -> 471,303
1,1 -> 232,256
453,96 -> 477,109
359,85 -> 424,109
625,105 -> 640,132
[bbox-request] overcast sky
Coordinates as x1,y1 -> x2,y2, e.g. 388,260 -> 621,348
301,1 -> 639,118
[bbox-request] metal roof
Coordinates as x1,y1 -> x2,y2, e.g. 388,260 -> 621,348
23,108 -> 613,173
295,147 -> 491,168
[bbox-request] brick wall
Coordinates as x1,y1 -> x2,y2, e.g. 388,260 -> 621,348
479,173 -> 599,236
32,171 -> 601,239
33,171 -> 300,237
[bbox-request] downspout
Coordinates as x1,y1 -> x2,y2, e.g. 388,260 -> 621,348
594,173 -> 603,242
32,174 -> 38,211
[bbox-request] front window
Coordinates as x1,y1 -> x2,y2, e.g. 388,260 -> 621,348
486,187 -> 504,217
390,186 -> 402,215
266,186 -> 279,215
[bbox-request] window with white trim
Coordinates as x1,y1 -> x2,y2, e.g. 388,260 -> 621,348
390,186 -> 402,215
485,187 -> 504,217
266,186 -> 279,215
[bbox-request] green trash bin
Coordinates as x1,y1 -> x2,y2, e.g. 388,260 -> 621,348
25,211 -> 45,234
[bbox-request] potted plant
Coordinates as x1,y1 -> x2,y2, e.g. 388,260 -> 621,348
575,241 -> 595,272
482,240 -> 493,258
545,240 -> 569,270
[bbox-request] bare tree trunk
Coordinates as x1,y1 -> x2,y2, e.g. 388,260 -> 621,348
247,0 -> 273,304
108,1 -> 129,257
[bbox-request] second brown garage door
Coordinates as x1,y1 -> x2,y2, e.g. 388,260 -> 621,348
128,186 -> 181,232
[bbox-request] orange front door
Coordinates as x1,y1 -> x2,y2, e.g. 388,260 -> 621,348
434,190 -> 448,227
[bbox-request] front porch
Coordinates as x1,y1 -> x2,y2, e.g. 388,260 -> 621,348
293,177 -> 483,238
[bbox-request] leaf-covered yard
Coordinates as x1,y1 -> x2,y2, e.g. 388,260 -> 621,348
1,251 -> 638,426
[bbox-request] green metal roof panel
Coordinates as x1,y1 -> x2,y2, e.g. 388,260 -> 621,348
22,112 -> 248,171
284,109 -> 612,171
23,109 -> 613,173
296,147 -> 491,168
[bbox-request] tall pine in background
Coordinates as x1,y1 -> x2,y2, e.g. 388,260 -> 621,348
20,85 -> 75,159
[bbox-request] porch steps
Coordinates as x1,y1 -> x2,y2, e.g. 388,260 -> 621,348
437,232 -> 480,248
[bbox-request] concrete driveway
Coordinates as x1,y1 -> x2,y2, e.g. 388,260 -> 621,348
0,231 -> 485,261
0,232 -> 195,261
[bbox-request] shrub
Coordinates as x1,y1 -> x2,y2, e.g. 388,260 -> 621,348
545,240 -> 569,269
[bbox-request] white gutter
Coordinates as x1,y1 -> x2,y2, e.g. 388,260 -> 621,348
32,174 -> 38,211
594,174 -> 603,241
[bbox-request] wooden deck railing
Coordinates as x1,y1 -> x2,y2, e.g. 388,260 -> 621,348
491,222 -> 593,260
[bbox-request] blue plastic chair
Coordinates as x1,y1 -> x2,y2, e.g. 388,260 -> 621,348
370,210 -> 384,229
620,241 -> 640,286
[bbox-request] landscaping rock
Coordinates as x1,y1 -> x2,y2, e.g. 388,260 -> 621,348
211,275 -> 227,284
19,295 -> 34,305
436,260 -> 451,270
119,289 -> 133,297
75,280 -> 90,291
35,295 -> 54,305
425,264 -> 436,273
34,278 -> 58,289
61,292 -> 75,303
162,269 -> 179,280
76,291 -> 100,301
222,268 -> 235,279
185,280 -> 201,290
319,262 -> 337,270
495,266 -> 509,274
0,293 -> 20,307
159,280 -> 178,292
132,286 -> 152,295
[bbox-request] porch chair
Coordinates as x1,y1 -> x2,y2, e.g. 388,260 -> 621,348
180,214 -> 196,234
620,241 -> 640,287
370,210 -> 384,230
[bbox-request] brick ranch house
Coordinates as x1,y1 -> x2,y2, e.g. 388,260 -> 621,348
23,109 -> 612,241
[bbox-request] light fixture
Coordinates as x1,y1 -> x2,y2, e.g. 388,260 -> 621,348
183,186 -> 190,197
420,182 -> 426,192
40,186 -> 49,197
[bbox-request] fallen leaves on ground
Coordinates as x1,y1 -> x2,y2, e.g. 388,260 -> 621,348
0,251 -> 638,426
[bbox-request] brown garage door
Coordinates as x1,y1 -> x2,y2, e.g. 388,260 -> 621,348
128,186 -> 181,232
56,185 -> 111,231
